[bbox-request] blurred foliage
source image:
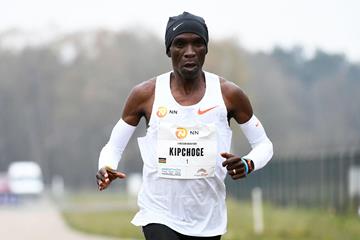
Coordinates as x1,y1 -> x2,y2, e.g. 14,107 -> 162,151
0,30 -> 359,189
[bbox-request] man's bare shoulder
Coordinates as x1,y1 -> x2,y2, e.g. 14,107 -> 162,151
220,77 -> 246,99
122,78 -> 156,125
130,78 -> 156,100
219,77 -> 253,123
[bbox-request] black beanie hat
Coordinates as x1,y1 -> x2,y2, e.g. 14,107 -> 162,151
165,11 -> 209,55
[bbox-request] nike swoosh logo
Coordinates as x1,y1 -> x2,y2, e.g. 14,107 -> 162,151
197,106 -> 218,115
173,22 -> 183,31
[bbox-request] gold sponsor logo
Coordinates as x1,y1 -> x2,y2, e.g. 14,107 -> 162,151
157,106 -> 167,118
175,127 -> 188,139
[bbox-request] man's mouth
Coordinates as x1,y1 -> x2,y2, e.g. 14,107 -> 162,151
183,62 -> 197,69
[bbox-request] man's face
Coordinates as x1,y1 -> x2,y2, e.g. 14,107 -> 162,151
169,33 -> 207,79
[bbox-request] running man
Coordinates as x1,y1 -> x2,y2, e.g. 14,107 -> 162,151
96,11 -> 273,240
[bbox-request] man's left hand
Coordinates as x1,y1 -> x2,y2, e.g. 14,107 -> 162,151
221,152 -> 248,180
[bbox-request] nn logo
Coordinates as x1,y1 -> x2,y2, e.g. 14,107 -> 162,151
157,106 -> 167,118
169,109 -> 178,114
189,130 -> 199,135
175,127 -> 188,139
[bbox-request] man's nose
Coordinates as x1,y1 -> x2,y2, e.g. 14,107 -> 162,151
184,44 -> 196,57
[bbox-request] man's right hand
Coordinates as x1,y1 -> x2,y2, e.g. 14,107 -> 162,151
96,167 -> 126,191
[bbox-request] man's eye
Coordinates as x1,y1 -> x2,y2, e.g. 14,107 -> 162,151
174,42 -> 185,48
194,41 -> 205,47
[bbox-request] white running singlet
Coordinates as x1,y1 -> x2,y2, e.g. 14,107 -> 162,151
131,71 -> 232,237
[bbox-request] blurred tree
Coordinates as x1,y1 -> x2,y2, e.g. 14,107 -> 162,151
0,30 -> 359,189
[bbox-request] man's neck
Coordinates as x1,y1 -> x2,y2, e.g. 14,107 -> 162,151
171,71 -> 205,95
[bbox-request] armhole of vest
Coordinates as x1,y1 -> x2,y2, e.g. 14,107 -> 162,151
148,72 -> 170,126
214,74 -> 231,129
206,71 -> 227,109
148,77 -> 160,125
217,76 -> 228,112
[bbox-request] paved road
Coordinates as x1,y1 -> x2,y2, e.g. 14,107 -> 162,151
0,196 -> 118,240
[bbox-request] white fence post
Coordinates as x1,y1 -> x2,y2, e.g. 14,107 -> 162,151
252,187 -> 264,234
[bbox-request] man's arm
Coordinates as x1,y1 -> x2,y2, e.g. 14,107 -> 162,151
220,79 -> 273,180
221,79 -> 253,124
121,79 -> 156,126
96,79 -> 155,190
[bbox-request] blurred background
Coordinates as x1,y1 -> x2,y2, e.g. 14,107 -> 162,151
0,0 -> 359,239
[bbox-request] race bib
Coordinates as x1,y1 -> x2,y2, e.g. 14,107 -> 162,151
157,122 -> 218,179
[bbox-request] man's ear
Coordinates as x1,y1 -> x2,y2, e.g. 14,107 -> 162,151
166,50 -> 171,57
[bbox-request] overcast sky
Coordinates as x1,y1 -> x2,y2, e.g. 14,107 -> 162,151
1,0 -> 359,62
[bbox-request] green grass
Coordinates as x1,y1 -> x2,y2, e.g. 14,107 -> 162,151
226,201 -> 360,240
61,193 -> 360,240
63,209 -> 142,239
